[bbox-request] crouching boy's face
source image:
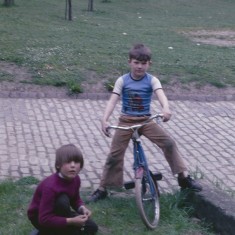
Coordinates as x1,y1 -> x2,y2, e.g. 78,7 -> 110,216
55,144 -> 84,180
59,161 -> 81,180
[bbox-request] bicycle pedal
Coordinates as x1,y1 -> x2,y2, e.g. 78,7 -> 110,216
152,173 -> 162,181
124,181 -> 135,190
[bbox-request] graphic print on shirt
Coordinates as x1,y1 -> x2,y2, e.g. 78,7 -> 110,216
126,91 -> 144,112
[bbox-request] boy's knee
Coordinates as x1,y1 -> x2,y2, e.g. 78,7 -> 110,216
106,154 -> 122,165
54,194 -> 71,216
164,139 -> 175,150
85,219 -> 98,234
56,194 -> 70,205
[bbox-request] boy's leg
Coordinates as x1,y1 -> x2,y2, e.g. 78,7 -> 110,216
99,128 -> 132,189
88,127 -> 132,202
99,115 -> 152,189
141,121 -> 187,174
142,121 -> 202,191
31,194 -> 98,234
99,115 -> 155,188
54,193 -> 77,217
88,116 -> 141,202
51,194 -> 98,235
64,218 -> 98,235
83,218 -> 98,235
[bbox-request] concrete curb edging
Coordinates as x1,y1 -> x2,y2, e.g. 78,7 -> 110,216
187,182 -> 235,235
0,90 -> 235,101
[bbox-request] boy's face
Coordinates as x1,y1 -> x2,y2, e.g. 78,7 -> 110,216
128,59 -> 151,79
59,161 -> 81,180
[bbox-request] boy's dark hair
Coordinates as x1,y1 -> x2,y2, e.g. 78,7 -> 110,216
55,144 -> 84,172
129,43 -> 152,61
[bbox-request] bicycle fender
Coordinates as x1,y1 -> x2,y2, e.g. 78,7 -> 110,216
135,167 -> 144,179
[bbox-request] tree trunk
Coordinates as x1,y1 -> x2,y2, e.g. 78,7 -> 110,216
88,0 -> 93,11
65,0 -> 72,21
3,0 -> 14,6
68,0 -> 72,20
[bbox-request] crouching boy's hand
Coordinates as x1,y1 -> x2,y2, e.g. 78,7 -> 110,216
66,214 -> 88,227
78,205 -> 92,217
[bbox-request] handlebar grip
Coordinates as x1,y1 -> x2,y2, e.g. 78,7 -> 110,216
156,114 -> 163,124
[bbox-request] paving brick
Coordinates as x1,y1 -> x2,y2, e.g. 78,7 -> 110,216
0,98 -> 234,200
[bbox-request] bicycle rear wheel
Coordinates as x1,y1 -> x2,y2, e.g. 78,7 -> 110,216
135,173 -> 160,229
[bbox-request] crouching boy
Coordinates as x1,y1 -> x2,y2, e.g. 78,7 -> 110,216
27,144 -> 98,235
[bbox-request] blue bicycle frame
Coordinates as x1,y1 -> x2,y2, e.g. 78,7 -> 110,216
133,135 -> 157,198
108,113 -> 163,229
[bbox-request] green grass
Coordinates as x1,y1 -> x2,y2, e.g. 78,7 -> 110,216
0,177 -> 39,235
0,177 -> 215,235
0,0 -> 235,92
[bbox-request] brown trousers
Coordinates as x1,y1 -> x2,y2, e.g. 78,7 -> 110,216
99,115 -> 187,189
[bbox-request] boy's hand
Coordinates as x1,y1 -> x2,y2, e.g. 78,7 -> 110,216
79,205 -> 92,217
162,109 -> 172,122
67,214 -> 88,227
102,121 -> 111,137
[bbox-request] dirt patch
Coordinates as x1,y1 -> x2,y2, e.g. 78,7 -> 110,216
163,81 -> 235,101
181,30 -> 235,47
0,61 -> 235,101
1,30 -> 235,100
0,61 -> 109,98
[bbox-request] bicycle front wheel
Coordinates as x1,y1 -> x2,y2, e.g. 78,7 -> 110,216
135,174 -> 160,229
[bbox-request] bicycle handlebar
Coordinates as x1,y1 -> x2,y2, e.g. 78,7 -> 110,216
107,113 -> 163,131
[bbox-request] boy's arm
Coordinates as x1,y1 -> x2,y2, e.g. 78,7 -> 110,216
154,89 -> 172,122
38,186 -> 68,228
102,93 -> 119,136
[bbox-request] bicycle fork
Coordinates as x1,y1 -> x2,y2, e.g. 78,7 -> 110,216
124,141 -> 161,194
134,142 -> 157,197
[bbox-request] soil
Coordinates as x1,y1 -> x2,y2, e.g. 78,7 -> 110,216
1,30 -> 235,100
0,61 -> 234,101
181,29 -> 235,47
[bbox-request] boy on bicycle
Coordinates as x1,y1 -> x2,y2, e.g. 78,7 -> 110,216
28,144 -> 98,235
88,43 -> 202,202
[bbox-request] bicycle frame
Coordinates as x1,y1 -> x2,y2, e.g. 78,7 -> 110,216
133,130 -> 157,198
108,113 -> 163,229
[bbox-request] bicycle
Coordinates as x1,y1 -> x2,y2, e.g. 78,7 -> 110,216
107,113 -> 163,229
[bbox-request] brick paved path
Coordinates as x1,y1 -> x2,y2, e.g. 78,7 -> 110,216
0,98 -> 234,194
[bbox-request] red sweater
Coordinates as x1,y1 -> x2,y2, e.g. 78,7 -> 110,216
27,173 -> 84,228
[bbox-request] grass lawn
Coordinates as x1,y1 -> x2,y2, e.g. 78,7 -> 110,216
0,1 -> 232,233
0,177 -> 215,235
0,0 -> 235,92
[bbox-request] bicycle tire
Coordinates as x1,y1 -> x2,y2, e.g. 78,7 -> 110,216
135,174 -> 160,229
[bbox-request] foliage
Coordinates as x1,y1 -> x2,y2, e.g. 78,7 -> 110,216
104,79 -> 114,92
16,176 -> 40,185
67,79 -> 83,93
0,70 -> 14,81
88,191 -> 215,235
0,0 -> 235,92
0,178 -> 215,234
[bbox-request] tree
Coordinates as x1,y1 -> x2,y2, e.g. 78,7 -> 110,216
87,0 -> 93,11
65,0 -> 72,21
3,0 -> 14,6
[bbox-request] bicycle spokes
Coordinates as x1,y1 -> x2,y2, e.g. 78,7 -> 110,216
135,173 -> 160,229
